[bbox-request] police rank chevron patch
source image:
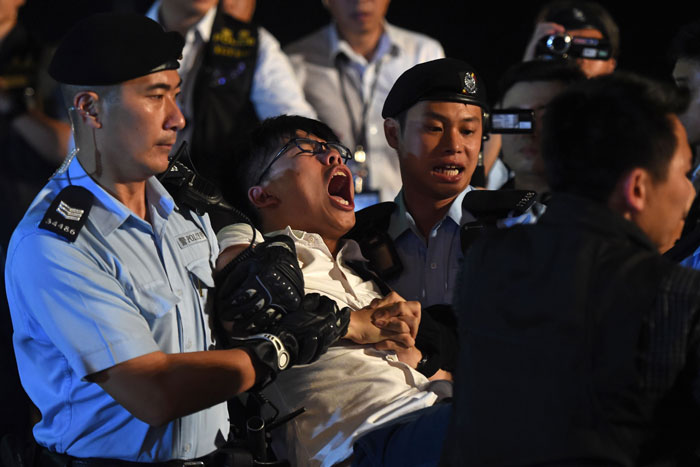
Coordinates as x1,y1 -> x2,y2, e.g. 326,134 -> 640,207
40,185 -> 94,242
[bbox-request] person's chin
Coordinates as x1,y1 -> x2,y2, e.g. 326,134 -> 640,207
428,179 -> 468,199
331,209 -> 356,234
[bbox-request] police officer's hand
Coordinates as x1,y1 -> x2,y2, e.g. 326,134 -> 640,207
231,293 -> 349,388
274,293 -> 350,366
215,234 -> 304,343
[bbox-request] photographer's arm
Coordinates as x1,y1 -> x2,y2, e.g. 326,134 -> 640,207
522,22 -> 566,61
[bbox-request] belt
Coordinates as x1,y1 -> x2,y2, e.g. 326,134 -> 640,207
36,446 -> 248,467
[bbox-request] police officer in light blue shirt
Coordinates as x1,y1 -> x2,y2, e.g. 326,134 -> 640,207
4,13 -> 329,464
349,58 -> 540,310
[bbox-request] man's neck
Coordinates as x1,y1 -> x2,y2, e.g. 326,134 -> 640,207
403,189 -> 458,241
337,25 -> 384,61
323,237 -> 341,258
109,182 -> 150,221
77,152 -> 149,221
159,3 -> 208,36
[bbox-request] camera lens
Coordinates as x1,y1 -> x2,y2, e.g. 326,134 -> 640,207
546,34 -> 572,55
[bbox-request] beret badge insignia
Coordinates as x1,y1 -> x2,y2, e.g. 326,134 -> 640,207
462,72 -> 477,95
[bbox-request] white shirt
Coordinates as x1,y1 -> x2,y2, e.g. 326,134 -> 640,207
285,23 -> 444,202
146,2 -> 316,146
217,224 -> 452,467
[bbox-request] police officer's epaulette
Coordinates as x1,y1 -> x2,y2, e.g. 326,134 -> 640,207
39,186 -> 94,242
460,189 -> 536,253
344,202 -> 403,281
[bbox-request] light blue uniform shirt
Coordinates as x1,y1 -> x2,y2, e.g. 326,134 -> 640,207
5,159 -> 229,461
386,188 -> 540,308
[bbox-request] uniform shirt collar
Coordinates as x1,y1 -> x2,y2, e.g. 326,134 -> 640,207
388,187 -> 476,240
65,157 -> 176,237
328,21 -> 399,64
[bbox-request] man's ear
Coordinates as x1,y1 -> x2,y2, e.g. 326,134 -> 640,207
248,185 -> 280,209
73,92 -> 102,129
617,167 -> 649,214
384,118 -> 401,150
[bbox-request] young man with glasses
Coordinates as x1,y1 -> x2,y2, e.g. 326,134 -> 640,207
217,115 -> 452,467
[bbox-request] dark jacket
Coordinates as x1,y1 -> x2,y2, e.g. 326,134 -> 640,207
442,193 -> 700,466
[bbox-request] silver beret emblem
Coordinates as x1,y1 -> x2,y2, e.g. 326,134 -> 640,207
462,72 -> 477,95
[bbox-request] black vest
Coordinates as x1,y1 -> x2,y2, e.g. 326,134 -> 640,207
189,11 -> 259,183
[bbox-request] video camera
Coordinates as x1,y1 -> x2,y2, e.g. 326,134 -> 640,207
535,33 -> 611,61
490,109 -> 535,134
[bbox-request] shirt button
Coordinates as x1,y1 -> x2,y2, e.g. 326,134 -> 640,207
186,340 -> 192,349
430,262 -> 437,269
184,443 -> 191,453
369,125 -> 378,135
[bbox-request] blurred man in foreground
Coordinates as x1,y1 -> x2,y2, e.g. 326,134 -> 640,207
442,73 -> 700,465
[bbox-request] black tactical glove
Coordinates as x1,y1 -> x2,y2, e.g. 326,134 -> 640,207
274,293 -> 351,365
231,293 -> 351,387
214,234 -> 304,343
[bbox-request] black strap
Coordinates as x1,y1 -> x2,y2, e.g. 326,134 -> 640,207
335,53 -> 384,151
459,189 -> 537,252
461,188 -> 537,221
345,259 -> 392,296
344,202 -> 403,281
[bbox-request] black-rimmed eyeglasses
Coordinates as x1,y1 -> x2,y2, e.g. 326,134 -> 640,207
256,138 -> 353,185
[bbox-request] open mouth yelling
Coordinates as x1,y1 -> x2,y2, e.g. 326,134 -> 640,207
431,164 -> 465,181
327,168 -> 354,210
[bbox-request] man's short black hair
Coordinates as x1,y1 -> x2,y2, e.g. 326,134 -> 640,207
497,60 -> 586,104
669,21 -> 700,63
535,1 -> 620,59
541,72 -> 689,203
221,115 -> 341,227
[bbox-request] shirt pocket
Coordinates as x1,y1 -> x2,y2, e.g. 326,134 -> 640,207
129,279 -> 180,324
185,257 -> 215,289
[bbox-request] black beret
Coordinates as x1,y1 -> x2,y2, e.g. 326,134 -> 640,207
49,12 -> 184,85
382,58 -> 489,118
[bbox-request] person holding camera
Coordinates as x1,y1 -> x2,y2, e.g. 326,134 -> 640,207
488,60 -> 585,193
522,1 -> 619,78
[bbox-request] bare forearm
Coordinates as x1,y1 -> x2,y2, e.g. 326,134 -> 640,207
92,348 -> 260,426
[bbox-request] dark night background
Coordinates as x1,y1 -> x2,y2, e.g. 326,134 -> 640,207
17,0 -> 695,105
